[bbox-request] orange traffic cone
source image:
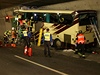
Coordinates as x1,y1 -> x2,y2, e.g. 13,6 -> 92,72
28,47 -> 32,56
13,44 -> 16,47
24,46 -> 28,55
11,43 -> 14,47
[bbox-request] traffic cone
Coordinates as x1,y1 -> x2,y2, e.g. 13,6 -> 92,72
24,46 -> 28,55
5,43 -> 10,47
28,47 -> 32,57
11,43 -> 14,47
13,43 -> 16,48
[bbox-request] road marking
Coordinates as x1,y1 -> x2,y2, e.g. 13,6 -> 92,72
15,55 -> 68,75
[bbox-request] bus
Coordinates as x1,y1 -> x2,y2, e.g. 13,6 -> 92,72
14,9 -> 97,50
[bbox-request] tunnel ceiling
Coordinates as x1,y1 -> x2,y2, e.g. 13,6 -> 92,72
0,0 -> 76,9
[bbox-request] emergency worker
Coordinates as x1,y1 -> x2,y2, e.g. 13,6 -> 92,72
11,27 -> 16,47
23,19 -> 29,26
4,30 -> 9,44
4,30 -> 11,45
3,33 -> 8,46
22,27 -> 29,47
76,30 -> 86,58
43,28 -> 53,57
30,17 -> 34,25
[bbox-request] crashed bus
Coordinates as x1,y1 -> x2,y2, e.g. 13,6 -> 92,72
14,9 -> 98,50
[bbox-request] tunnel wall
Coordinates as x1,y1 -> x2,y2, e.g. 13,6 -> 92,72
0,7 -> 14,36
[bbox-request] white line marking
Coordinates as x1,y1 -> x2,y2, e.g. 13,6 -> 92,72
15,55 -> 68,75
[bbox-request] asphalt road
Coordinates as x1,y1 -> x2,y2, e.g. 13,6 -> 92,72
0,45 -> 100,75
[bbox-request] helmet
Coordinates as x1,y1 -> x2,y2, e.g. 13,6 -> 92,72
79,30 -> 82,33
12,27 -> 14,30
31,16 -> 33,19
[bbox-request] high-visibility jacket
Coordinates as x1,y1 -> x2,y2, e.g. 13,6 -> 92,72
44,32 -> 50,41
11,30 -> 16,38
18,19 -> 23,25
23,30 -> 28,37
76,33 -> 85,44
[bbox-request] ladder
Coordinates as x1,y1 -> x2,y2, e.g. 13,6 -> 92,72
90,17 -> 100,46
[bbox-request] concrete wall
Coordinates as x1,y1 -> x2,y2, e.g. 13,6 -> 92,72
0,7 -> 16,36
38,0 -> 100,10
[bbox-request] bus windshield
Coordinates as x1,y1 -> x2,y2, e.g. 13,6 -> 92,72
79,12 -> 97,26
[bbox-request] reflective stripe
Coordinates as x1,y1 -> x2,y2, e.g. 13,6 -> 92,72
44,32 -> 50,41
78,40 -> 84,44
77,36 -> 84,38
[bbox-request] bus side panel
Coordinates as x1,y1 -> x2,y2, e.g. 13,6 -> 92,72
79,25 -> 94,43
57,23 -> 79,45
49,23 -> 79,49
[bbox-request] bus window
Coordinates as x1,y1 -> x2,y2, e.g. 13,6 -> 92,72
24,12 -> 34,20
45,13 -> 50,23
79,13 -> 97,26
59,14 -> 73,25
34,13 -> 44,21
50,13 -> 59,23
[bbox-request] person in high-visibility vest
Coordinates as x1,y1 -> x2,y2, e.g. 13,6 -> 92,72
30,16 -> 34,27
22,27 -> 29,47
4,30 -> 9,42
3,32 -> 8,46
11,27 -> 17,47
75,30 -> 86,58
43,28 -> 53,57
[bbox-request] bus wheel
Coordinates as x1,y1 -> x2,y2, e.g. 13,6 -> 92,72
54,39 -> 62,50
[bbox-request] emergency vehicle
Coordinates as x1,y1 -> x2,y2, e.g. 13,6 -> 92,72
14,9 -> 98,49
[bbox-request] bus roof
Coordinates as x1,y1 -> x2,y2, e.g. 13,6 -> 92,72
14,9 -> 74,14
76,10 -> 97,14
